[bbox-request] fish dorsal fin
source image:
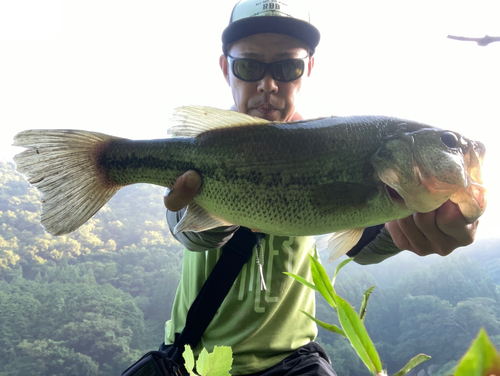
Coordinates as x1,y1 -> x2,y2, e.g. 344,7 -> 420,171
173,201 -> 234,234
168,105 -> 270,137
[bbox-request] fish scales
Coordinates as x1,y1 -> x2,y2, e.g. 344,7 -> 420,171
97,116 -> 426,235
13,105 -> 486,260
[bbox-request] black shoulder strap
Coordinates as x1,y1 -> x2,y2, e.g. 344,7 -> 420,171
174,227 -> 265,349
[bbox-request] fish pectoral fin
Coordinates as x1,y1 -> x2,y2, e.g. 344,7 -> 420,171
173,202 -> 234,234
313,234 -> 331,254
327,228 -> 365,263
168,105 -> 270,137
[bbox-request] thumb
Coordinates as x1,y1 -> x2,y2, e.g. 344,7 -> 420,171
164,170 -> 202,212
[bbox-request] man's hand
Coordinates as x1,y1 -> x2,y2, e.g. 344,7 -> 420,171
385,200 -> 479,256
163,170 -> 202,212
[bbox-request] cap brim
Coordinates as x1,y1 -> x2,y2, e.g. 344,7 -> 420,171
222,16 -> 320,55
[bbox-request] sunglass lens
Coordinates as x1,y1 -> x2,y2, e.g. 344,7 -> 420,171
272,60 -> 305,82
233,59 -> 265,81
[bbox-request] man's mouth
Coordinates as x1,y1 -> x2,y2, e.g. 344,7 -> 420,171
256,103 -> 279,114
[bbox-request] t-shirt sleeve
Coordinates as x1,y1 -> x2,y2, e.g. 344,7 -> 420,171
347,224 -> 402,265
166,209 -> 239,252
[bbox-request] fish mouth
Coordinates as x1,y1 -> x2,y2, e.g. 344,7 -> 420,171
448,140 -> 487,223
383,168 -> 486,221
372,129 -> 487,223
382,142 -> 487,223
449,182 -> 487,223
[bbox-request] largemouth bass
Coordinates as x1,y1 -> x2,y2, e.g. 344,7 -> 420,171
13,106 -> 487,261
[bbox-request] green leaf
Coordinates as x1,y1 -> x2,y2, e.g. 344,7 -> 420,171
454,328 -> 500,376
197,348 -> 210,375
183,345 -> 196,375
393,354 -> 431,376
331,258 -> 353,287
309,255 -> 337,309
359,285 -> 376,323
195,346 -> 233,376
333,291 -> 382,374
283,272 -> 318,292
301,310 -> 346,337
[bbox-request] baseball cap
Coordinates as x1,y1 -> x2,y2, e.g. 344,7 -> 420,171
222,0 -> 321,55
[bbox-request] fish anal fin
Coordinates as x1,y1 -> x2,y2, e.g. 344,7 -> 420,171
169,105 -> 270,137
173,202 -> 234,233
327,228 -> 365,263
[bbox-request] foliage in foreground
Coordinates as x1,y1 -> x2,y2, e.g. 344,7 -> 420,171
288,257 -> 430,375
454,328 -> 500,376
183,345 -> 233,376
289,255 -> 500,376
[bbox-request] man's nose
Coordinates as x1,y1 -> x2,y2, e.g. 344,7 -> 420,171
257,71 -> 278,93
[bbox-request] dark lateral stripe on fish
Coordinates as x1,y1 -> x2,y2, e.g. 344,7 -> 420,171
96,137 -> 196,188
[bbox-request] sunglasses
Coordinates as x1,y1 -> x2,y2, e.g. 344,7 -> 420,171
227,55 -> 308,82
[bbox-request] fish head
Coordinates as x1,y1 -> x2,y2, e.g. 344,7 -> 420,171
371,125 -> 486,222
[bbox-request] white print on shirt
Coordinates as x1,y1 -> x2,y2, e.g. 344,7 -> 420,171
236,235 -> 295,313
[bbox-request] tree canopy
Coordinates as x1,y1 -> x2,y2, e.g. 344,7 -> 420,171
1,160 -> 500,375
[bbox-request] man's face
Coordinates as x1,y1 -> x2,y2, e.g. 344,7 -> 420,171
220,33 -> 314,122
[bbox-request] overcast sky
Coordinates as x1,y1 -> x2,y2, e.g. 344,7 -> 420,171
1,0 -> 498,238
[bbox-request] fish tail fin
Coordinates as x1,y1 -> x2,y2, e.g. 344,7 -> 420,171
13,129 -> 121,236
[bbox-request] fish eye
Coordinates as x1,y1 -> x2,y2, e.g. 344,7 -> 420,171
441,132 -> 459,148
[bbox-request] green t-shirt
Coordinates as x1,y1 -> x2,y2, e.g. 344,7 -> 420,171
165,234 -> 318,375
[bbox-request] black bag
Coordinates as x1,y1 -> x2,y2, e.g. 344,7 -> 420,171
121,228 -> 263,376
120,345 -> 184,376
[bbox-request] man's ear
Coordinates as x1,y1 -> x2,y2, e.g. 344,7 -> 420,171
219,54 -> 231,85
307,56 -> 315,77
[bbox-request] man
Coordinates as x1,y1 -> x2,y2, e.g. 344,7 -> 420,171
163,1 -> 478,374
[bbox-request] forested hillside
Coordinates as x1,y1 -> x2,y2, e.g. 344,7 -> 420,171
0,160 -> 184,375
1,160 -> 500,376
